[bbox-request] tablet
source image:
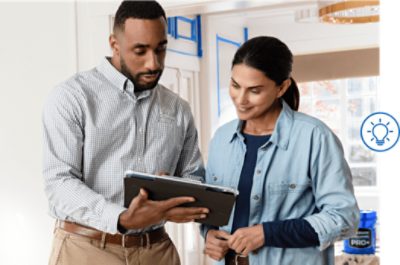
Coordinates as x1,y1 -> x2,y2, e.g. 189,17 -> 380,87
124,170 -> 238,227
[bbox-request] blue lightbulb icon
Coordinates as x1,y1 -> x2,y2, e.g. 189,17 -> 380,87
361,112 -> 400,152
367,118 -> 392,146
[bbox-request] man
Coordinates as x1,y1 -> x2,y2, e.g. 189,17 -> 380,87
43,1 -> 208,264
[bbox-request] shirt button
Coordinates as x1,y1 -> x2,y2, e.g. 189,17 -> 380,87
289,183 -> 296,189
256,169 -> 262,175
213,176 -> 218,181
253,195 -> 260,201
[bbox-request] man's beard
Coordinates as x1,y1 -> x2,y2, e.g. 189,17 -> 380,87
120,56 -> 163,92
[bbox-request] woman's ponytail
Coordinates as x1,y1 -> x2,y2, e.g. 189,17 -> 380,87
281,77 -> 300,111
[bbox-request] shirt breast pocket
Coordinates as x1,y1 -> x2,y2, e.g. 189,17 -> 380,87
268,181 -> 311,195
266,180 -> 312,219
154,114 -> 184,170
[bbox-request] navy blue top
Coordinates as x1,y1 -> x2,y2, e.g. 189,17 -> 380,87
230,132 -> 319,251
231,133 -> 270,233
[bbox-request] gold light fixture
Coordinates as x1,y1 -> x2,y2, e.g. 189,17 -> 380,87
319,0 -> 379,24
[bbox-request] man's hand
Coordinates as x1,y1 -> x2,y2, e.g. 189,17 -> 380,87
119,188 -> 209,230
204,229 -> 231,261
228,224 -> 265,257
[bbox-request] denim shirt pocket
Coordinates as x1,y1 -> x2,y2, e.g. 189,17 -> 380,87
268,181 -> 311,195
266,180 -> 312,219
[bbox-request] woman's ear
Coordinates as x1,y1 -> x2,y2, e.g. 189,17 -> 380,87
277,78 -> 291,98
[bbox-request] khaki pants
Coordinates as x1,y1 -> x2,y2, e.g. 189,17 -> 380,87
49,228 -> 180,265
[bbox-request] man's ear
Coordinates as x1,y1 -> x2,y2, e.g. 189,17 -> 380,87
277,78 -> 291,98
109,34 -> 120,56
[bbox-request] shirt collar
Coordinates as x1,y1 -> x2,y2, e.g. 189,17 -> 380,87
97,57 -> 128,92
228,100 -> 294,150
229,120 -> 245,143
96,57 -> 152,99
269,100 -> 294,150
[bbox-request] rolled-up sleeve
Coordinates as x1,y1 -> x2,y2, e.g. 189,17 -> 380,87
304,127 -> 359,250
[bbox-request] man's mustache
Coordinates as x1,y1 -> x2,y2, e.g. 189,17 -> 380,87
137,70 -> 162,77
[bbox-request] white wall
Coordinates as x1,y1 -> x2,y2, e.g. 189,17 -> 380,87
0,2 -> 77,264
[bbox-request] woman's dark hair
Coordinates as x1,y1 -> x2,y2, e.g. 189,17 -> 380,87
113,1 -> 166,33
232,36 -> 300,111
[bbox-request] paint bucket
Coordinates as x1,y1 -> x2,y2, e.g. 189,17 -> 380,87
344,210 -> 377,254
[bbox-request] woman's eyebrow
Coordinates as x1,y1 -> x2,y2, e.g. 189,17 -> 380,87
231,77 -> 263,89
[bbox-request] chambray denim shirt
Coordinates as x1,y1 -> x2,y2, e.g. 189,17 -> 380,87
201,100 -> 359,265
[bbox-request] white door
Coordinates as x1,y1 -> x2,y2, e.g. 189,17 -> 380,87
159,68 -> 202,147
159,67 -> 180,94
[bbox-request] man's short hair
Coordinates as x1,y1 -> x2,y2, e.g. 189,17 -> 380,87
113,1 -> 166,33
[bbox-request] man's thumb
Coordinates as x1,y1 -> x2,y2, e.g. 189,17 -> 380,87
130,188 -> 148,208
139,188 -> 148,200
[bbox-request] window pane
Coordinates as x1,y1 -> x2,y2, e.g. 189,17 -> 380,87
299,98 -> 312,113
313,80 -> 339,97
351,167 -> 376,186
314,99 -> 341,132
299,82 -> 312,97
347,97 -> 376,118
347,76 -> 378,96
349,144 -> 375,163
347,120 -> 362,139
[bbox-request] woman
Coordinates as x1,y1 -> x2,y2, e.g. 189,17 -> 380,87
202,36 -> 359,265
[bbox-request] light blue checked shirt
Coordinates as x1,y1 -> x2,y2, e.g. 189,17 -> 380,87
42,57 -> 204,234
201,100 -> 359,265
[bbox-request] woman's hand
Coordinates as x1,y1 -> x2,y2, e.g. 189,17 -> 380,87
204,229 -> 231,261
228,224 -> 265,257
